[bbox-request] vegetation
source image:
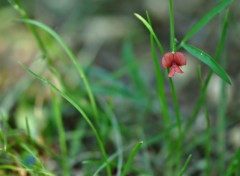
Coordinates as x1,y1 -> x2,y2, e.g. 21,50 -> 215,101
0,0 -> 239,175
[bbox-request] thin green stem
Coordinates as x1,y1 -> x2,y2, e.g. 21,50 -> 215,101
169,79 -> 182,134
10,0 -> 47,55
169,0 -> 175,52
218,52 -> 227,176
169,78 -> 183,171
10,0 -> 58,74
168,0 -> 182,171
204,105 -> 211,176
183,10 -> 229,135
147,13 -> 169,126
122,141 -> 143,176
22,19 -> 99,127
135,12 -> 165,55
25,117 -> 33,145
226,149 -> 240,176
178,155 -> 192,176
151,40 -> 169,125
11,0 -> 99,126
147,13 -> 175,175
100,98 -> 123,176
52,94 -> 70,176
21,65 -> 112,176
198,66 -> 211,176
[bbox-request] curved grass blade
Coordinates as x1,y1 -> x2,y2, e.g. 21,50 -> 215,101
20,19 -> 99,124
183,10 -> 230,135
122,141 -> 143,176
178,154 -> 192,176
147,12 -> 170,127
180,0 -> 233,45
135,13 -> 165,55
20,63 -> 112,176
52,94 -> 69,176
0,165 -> 54,176
100,98 -> 123,176
226,148 -> 240,176
182,44 -> 232,84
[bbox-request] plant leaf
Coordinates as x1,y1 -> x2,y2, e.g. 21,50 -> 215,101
182,44 -> 232,84
178,155 -> 192,176
181,0 -> 233,44
122,141 -> 143,176
134,13 -> 165,55
20,19 -> 100,125
19,63 -> 111,175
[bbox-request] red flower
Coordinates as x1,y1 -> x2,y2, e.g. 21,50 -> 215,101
162,52 -> 187,78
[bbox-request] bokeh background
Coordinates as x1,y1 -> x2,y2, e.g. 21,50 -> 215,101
1,0 -> 240,175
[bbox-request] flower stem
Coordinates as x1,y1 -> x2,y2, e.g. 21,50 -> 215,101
52,94 -> 70,176
169,0 -> 175,52
168,0 -> 183,172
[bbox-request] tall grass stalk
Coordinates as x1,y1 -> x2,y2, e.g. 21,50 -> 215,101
99,98 -> 123,176
184,10 -> 230,135
9,0 -> 60,77
122,141 -> 143,176
52,94 -> 70,176
204,106 -> 211,176
21,64 -> 112,176
169,0 -> 175,52
22,19 -> 100,125
217,52 -> 228,175
178,154 -> 192,176
11,0 -> 100,126
168,0 -> 183,171
146,12 -> 170,128
198,66 -> 211,176
147,10 -> 180,174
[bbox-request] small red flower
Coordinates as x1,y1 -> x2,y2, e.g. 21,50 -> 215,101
162,52 -> 187,78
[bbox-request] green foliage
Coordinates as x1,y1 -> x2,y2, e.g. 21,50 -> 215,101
182,43 -> 232,84
0,0 -> 237,175
180,0 -> 233,44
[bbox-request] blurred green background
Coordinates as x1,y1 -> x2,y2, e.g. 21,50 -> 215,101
1,0 -> 240,175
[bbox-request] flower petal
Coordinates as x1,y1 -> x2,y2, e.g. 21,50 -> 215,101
173,65 -> 184,74
173,52 -> 186,66
168,66 -> 175,77
162,52 -> 174,68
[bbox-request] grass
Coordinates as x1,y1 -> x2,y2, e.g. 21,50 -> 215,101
0,0 -> 238,175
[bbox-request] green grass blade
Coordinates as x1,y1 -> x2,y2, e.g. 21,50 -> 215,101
217,45 -> 228,175
52,94 -> 70,176
21,19 -> 99,124
122,141 -> 143,176
122,41 -> 146,95
169,0 -> 175,52
99,98 -> 123,176
167,5 -> 184,169
226,148 -> 240,176
217,78 -> 227,175
169,77 -> 183,172
180,0 -> 233,44
178,154 -> 192,176
20,64 -> 112,176
147,12 -> 170,127
10,0 -> 62,78
183,10 -> 230,135
182,44 -> 232,84
93,146 -> 132,176
215,9 -> 230,60
0,113 -> 8,152
135,13 -> 165,55
9,0 -> 49,58
24,117 -> 33,145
